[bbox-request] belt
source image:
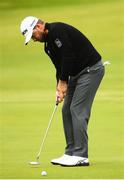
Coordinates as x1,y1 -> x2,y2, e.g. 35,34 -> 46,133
72,60 -> 103,79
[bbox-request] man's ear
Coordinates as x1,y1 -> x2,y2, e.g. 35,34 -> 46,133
35,23 -> 43,30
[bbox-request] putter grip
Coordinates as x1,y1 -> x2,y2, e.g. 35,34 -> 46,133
56,102 -> 59,106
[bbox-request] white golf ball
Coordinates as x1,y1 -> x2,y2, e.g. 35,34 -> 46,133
41,171 -> 47,176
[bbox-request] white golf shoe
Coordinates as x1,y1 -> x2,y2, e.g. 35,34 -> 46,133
59,156 -> 89,166
51,154 -> 71,165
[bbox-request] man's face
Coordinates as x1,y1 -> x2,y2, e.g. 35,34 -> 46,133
32,23 -> 46,42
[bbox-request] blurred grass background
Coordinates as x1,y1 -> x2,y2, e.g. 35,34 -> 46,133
0,0 -> 120,9
0,0 -> 124,179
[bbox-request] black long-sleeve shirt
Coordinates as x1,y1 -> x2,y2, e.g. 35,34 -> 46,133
44,22 -> 101,82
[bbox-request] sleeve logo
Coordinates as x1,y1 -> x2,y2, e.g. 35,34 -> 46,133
54,38 -> 62,48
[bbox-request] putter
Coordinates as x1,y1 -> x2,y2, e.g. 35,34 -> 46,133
29,102 -> 58,165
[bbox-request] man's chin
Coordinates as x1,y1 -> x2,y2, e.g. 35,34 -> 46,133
40,37 -> 46,42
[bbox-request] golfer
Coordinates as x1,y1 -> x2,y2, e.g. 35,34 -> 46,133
20,16 -> 105,166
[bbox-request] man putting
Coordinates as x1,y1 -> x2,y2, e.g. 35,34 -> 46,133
20,16 -> 105,166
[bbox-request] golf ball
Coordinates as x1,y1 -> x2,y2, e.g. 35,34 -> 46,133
41,171 -> 47,176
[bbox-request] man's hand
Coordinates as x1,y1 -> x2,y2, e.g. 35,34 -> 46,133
56,80 -> 68,103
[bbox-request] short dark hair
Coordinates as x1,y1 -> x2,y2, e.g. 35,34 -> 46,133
37,19 -> 44,24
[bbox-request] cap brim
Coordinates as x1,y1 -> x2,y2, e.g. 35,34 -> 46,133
25,30 -> 33,45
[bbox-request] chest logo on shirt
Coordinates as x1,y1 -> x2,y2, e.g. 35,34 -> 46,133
54,38 -> 62,48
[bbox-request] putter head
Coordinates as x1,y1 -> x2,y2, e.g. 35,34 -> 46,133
29,161 -> 40,165
28,155 -> 40,165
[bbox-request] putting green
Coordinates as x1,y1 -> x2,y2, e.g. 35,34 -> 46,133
0,0 -> 123,179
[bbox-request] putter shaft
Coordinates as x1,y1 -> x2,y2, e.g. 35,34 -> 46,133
36,104 -> 58,160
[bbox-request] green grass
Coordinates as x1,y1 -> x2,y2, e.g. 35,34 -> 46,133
0,0 -> 124,179
0,0 -> 120,10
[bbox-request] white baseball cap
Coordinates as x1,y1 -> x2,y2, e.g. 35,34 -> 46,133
20,16 -> 38,45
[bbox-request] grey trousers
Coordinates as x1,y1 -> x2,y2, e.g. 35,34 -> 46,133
62,60 -> 105,158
